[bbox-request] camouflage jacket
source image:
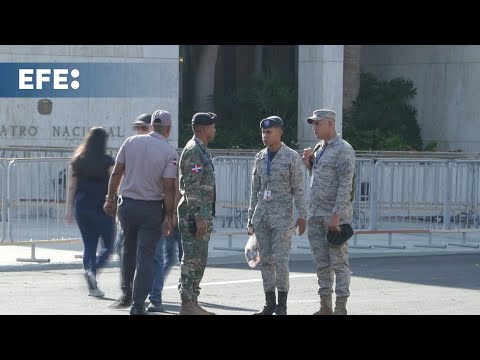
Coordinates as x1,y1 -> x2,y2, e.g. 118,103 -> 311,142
178,136 -> 215,221
248,143 -> 307,226
309,134 -> 355,224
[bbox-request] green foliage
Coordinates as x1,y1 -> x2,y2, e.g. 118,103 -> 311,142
423,141 -> 438,151
344,72 -> 423,151
179,67 -> 298,149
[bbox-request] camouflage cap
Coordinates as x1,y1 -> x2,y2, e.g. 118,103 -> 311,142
260,116 -> 284,129
307,109 -> 336,124
326,224 -> 354,248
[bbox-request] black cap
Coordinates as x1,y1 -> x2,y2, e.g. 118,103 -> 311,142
192,112 -> 217,125
132,113 -> 151,126
326,224 -> 354,248
260,116 -> 284,129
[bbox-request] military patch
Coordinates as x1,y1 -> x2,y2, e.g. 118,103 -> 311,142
191,164 -> 203,173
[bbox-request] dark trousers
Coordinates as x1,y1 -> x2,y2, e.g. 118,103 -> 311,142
75,207 -> 115,275
118,197 -> 164,309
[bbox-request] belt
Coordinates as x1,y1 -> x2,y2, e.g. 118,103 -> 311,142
117,194 -> 164,206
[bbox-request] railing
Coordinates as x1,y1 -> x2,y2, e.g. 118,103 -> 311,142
0,156 -> 479,259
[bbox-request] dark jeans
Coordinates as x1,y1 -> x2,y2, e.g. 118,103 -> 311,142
149,225 -> 182,304
75,207 -> 115,275
118,197 -> 164,309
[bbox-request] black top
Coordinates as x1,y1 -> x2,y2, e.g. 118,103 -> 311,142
74,154 -> 115,210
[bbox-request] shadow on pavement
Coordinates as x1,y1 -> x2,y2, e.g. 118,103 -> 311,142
210,253 -> 480,291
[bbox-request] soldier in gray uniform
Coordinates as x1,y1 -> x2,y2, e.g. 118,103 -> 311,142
302,109 -> 356,315
247,116 -> 307,315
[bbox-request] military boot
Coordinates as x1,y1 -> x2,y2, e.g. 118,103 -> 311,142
179,299 -> 209,315
253,291 -> 276,315
193,296 -> 215,315
313,295 -> 333,315
275,291 -> 288,315
333,296 -> 348,315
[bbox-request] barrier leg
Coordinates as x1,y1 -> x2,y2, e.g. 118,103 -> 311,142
213,234 -> 244,252
349,233 -> 374,249
374,232 -> 406,249
414,232 -> 447,249
16,244 -> 51,263
448,232 -> 480,248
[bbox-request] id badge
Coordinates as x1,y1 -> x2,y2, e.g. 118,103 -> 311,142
263,190 -> 272,201
310,174 -> 315,188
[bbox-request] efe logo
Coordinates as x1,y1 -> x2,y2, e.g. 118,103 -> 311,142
19,69 -> 80,90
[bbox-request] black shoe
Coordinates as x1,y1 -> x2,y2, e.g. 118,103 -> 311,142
83,270 -> 96,290
117,295 -> 133,308
130,306 -> 149,315
147,302 -> 164,313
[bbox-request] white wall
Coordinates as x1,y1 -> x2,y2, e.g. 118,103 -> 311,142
0,45 -> 179,150
362,45 -> 480,152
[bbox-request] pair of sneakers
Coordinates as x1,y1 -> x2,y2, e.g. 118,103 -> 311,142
84,270 -> 105,298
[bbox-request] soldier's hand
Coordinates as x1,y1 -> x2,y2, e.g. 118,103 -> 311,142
328,213 -> 340,232
295,218 -> 307,236
247,225 -> 255,235
302,148 -> 313,168
195,218 -> 208,239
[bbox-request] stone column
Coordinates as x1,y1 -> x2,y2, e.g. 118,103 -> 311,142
298,45 -> 344,150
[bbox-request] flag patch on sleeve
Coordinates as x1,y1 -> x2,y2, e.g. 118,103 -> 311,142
191,164 -> 203,173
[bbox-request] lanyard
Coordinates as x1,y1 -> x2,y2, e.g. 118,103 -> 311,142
314,143 -> 328,167
267,148 -> 271,178
194,138 -> 214,169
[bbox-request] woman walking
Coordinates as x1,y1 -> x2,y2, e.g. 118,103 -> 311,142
65,127 -> 115,297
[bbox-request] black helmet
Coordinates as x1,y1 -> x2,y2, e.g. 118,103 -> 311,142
326,224 -> 354,248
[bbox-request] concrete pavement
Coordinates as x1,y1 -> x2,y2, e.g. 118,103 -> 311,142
1,254 -> 479,315
1,230 -> 479,272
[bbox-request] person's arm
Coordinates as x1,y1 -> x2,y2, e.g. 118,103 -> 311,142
173,177 -> 181,227
64,165 -> 77,224
302,148 -> 314,176
247,156 -> 261,233
162,177 -> 176,236
181,148 -> 212,222
291,154 -> 308,235
103,162 -> 125,217
330,148 -> 356,229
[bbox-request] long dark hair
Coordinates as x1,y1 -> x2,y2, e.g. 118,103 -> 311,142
71,127 -> 109,180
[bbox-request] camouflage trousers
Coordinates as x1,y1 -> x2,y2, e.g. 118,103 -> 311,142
177,216 -> 210,302
254,214 -> 293,293
307,216 -> 351,297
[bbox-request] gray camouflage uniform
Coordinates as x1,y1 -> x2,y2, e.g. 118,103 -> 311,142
248,143 -> 307,292
307,133 -> 355,297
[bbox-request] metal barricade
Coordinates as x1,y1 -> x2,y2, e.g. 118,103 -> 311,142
360,159 -> 480,249
371,159 -> 450,230
6,158 -> 82,247
213,156 -> 254,230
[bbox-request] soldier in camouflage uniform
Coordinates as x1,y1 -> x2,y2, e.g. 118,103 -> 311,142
247,116 -> 308,315
302,109 -> 356,315
177,112 -> 217,315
